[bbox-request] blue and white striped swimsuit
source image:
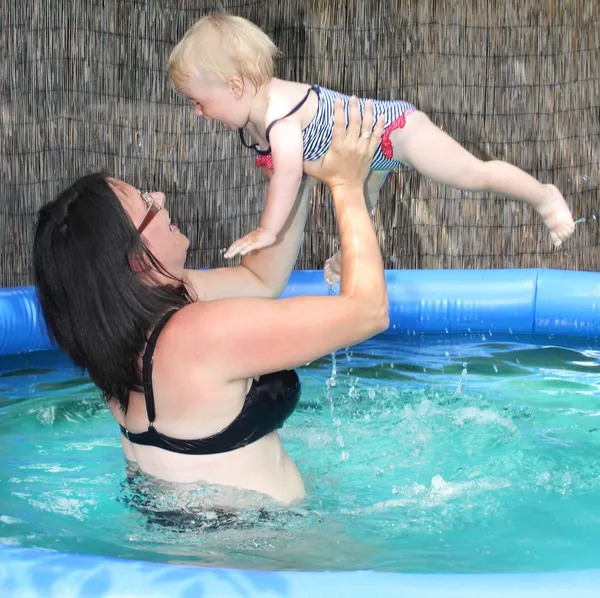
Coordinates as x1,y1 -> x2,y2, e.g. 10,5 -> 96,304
239,85 -> 416,172
303,86 -> 415,170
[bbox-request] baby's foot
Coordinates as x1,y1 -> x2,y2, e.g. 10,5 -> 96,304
537,184 -> 575,247
323,251 -> 342,286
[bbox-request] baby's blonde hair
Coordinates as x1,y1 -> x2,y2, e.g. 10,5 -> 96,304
168,14 -> 279,91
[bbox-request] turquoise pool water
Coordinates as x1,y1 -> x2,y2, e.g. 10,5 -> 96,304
1,334 -> 600,573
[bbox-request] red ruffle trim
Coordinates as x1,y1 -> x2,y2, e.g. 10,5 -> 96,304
380,109 -> 414,159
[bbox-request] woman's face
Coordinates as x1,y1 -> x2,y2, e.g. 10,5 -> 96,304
111,180 -> 190,278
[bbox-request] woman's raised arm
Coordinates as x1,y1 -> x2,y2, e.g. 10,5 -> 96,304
178,98 -> 389,381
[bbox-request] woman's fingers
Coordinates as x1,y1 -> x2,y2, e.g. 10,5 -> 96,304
346,96 -> 361,138
303,95 -> 385,186
361,100 -> 374,136
369,114 -> 385,153
331,99 -> 346,146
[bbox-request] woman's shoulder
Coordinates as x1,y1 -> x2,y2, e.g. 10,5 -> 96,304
154,300 -> 243,357
147,303 -> 217,382
150,298 -> 269,391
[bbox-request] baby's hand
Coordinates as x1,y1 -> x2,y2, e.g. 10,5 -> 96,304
224,227 -> 277,259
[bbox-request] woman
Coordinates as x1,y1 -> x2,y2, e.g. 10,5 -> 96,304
33,98 -> 388,506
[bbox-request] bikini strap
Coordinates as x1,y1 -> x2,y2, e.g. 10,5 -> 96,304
265,85 -> 319,143
142,309 -> 178,428
238,128 -> 271,156
238,85 -> 320,153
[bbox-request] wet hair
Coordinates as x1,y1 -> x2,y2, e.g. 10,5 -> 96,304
33,172 -> 193,411
168,14 -> 279,91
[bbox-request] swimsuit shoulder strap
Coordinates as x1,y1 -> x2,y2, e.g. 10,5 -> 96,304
238,127 -> 271,156
265,85 -> 320,143
142,309 -> 178,428
238,127 -> 256,150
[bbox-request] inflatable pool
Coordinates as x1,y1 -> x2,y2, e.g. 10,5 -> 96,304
1,268 -> 599,598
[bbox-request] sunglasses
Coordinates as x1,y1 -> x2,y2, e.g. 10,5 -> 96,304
137,190 -> 162,233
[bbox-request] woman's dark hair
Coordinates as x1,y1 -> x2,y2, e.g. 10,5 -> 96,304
33,172 -> 192,411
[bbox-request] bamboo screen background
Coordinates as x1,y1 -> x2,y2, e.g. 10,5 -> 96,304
1,0 -> 598,287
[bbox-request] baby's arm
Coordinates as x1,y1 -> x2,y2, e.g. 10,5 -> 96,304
224,121 -> 304,259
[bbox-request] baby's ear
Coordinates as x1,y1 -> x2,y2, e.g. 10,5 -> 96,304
228,76 -> 245,99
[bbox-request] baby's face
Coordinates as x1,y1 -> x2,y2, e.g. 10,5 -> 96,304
179,73 -> 251,130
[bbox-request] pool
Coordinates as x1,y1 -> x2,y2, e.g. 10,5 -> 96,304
1,269 -> 600,597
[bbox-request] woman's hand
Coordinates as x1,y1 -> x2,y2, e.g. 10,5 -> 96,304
303,97 -> 384,190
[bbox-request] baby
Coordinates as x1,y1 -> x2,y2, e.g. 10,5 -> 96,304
168,14 -> 575,284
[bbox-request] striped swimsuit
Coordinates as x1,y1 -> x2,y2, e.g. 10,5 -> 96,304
239,85 -> 415,172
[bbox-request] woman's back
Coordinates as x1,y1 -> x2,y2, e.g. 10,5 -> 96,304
109,306 -> 306,505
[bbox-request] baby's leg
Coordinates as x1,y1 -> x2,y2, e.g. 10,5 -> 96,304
324,171 -> 389,286
390,110 -> 574,247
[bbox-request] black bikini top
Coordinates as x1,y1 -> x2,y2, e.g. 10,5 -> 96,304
238,85 -> 320,155
119,310 -> 301,455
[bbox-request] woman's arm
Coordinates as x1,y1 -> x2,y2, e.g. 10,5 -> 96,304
177,98 -> 388,380
182,173 -> 314,301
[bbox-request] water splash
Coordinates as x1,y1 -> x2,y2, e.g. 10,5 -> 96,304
574,214 -> 597,226
326,350 -> 348,461
456,362 -> 468,395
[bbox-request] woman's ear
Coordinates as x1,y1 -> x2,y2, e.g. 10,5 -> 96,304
128,252 -> 148,273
